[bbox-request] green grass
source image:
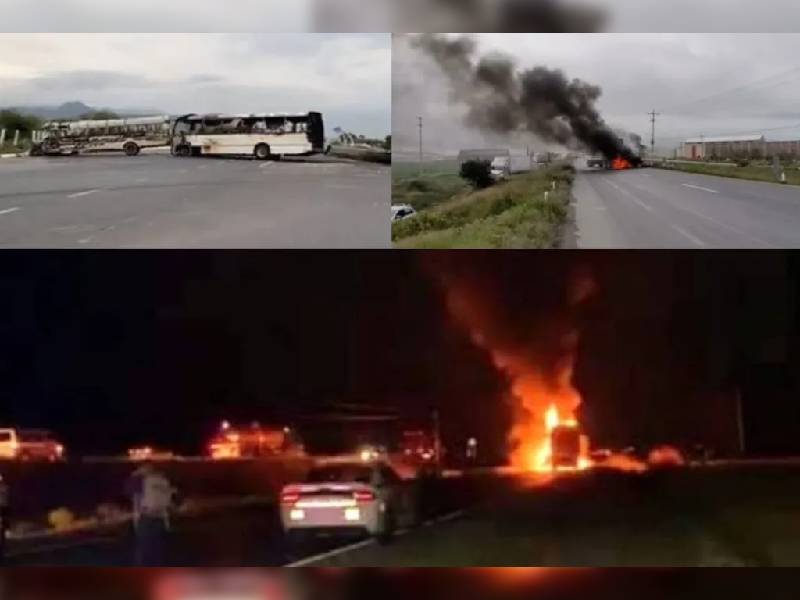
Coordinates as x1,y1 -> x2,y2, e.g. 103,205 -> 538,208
658,161 -> 800,186
393,165 -> 574,249
329,146 -> 391,164
392,160 -> 469,211
0,141 -> 29,155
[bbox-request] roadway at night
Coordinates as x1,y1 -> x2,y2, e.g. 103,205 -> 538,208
3,468 -> 485,566
7,463 -> 800,566
293,463 -> 800,567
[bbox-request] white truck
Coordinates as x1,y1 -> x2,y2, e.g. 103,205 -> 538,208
0,428 -> 65,461
585,154 -> 609,169
490,155 -> 533,180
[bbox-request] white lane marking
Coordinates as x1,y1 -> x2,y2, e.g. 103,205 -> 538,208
682,183 -> 719,194
434,509 -> 468,524
285,538 -> 375,567
606,180 -> 654,212
0,207 -> 21,216
259,162 -> 274,169
67,189 -> 100,199
610,176 -> 773,248
671,200 -> 775,248
671,225 -> 706,247
285,507 -> 470,567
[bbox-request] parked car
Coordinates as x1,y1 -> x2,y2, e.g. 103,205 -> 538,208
0,428 -> 65,461
280,459 -> 418,548
391,204 -> 417,222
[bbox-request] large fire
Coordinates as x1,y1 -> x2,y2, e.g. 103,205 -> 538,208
524,403 -> 591,473
427,258 -> 598,475
611,156 -> 632,170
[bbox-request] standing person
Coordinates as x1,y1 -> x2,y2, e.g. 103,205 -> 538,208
126,462 -> 176,566
0,474 -> 8,564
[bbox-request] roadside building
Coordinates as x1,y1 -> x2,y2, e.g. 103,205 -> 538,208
679,135 -> 800,161
679,135 -> 765,160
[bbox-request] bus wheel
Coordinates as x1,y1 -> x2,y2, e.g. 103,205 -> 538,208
124,142 -> 140,157
254,143 -> 271,161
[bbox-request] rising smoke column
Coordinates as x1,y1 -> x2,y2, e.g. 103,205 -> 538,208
412,34 -> 637,162
423,255 -> 596,470
429,0 -> 606,31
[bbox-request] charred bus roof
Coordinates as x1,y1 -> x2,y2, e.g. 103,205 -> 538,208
175,112 -> 321,122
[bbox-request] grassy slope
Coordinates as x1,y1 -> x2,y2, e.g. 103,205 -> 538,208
392,160 -> 469,211
658,161 -> 800,186
0,141 -> 30,154
393,165 -> 573,249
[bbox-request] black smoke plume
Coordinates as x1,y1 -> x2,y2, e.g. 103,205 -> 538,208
413,34 -> 639,163
424,0 -> 606,31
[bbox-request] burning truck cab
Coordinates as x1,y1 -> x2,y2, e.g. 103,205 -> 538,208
550,424 -> 582,470
584,130 -> 645,171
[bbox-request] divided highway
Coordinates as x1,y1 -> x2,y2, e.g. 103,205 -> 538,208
573,167 -> 800,248
0,154 -> 389,248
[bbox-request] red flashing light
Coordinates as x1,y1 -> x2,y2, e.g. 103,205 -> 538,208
353,490 -> 375,502
280,491 -> 301,505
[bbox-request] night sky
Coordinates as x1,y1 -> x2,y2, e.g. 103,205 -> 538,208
0,251 -> 797,458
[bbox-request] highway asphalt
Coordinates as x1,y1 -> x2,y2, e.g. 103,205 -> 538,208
298,464 -> 800,567
573,167 -> 800,248
4,473 -> 484,566
12,464 -> 800,567
0,154 -> 389,248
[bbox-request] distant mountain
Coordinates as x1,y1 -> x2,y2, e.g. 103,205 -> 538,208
5,101 -> 164,120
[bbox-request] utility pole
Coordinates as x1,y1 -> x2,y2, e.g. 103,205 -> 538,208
649,110 -> 660,157
418,116 -> 424,176
734,387 -> 746,456
432,407 -> 442,466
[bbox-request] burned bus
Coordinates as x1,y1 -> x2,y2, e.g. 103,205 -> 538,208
30,116 -> 172,157
170,112 -> 326,159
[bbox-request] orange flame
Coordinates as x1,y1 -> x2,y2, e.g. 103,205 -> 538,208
611,156 -> 632,170
526,403 -> 591,473
426,259 -> 597,475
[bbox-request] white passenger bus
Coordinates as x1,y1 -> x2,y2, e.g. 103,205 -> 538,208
31,116 -> 172,156
170,112 -> 326,159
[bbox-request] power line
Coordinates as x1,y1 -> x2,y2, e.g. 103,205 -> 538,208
418,116 -> 423,175
658,121 -> 800,142
660,64 -> 800,114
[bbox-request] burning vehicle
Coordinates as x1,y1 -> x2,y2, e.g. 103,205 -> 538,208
208,421 -> 300,460
585,131 -> 644,170
550,424 -> 582,469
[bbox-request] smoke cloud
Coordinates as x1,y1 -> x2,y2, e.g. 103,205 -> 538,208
423,254 -> 596,468
313,0 -> 606,32
412,34 -> 639,162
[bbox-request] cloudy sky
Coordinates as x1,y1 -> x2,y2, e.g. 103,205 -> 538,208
0,34 -> 391,137
394,34 -> 800,156
1,0 -> 799,32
